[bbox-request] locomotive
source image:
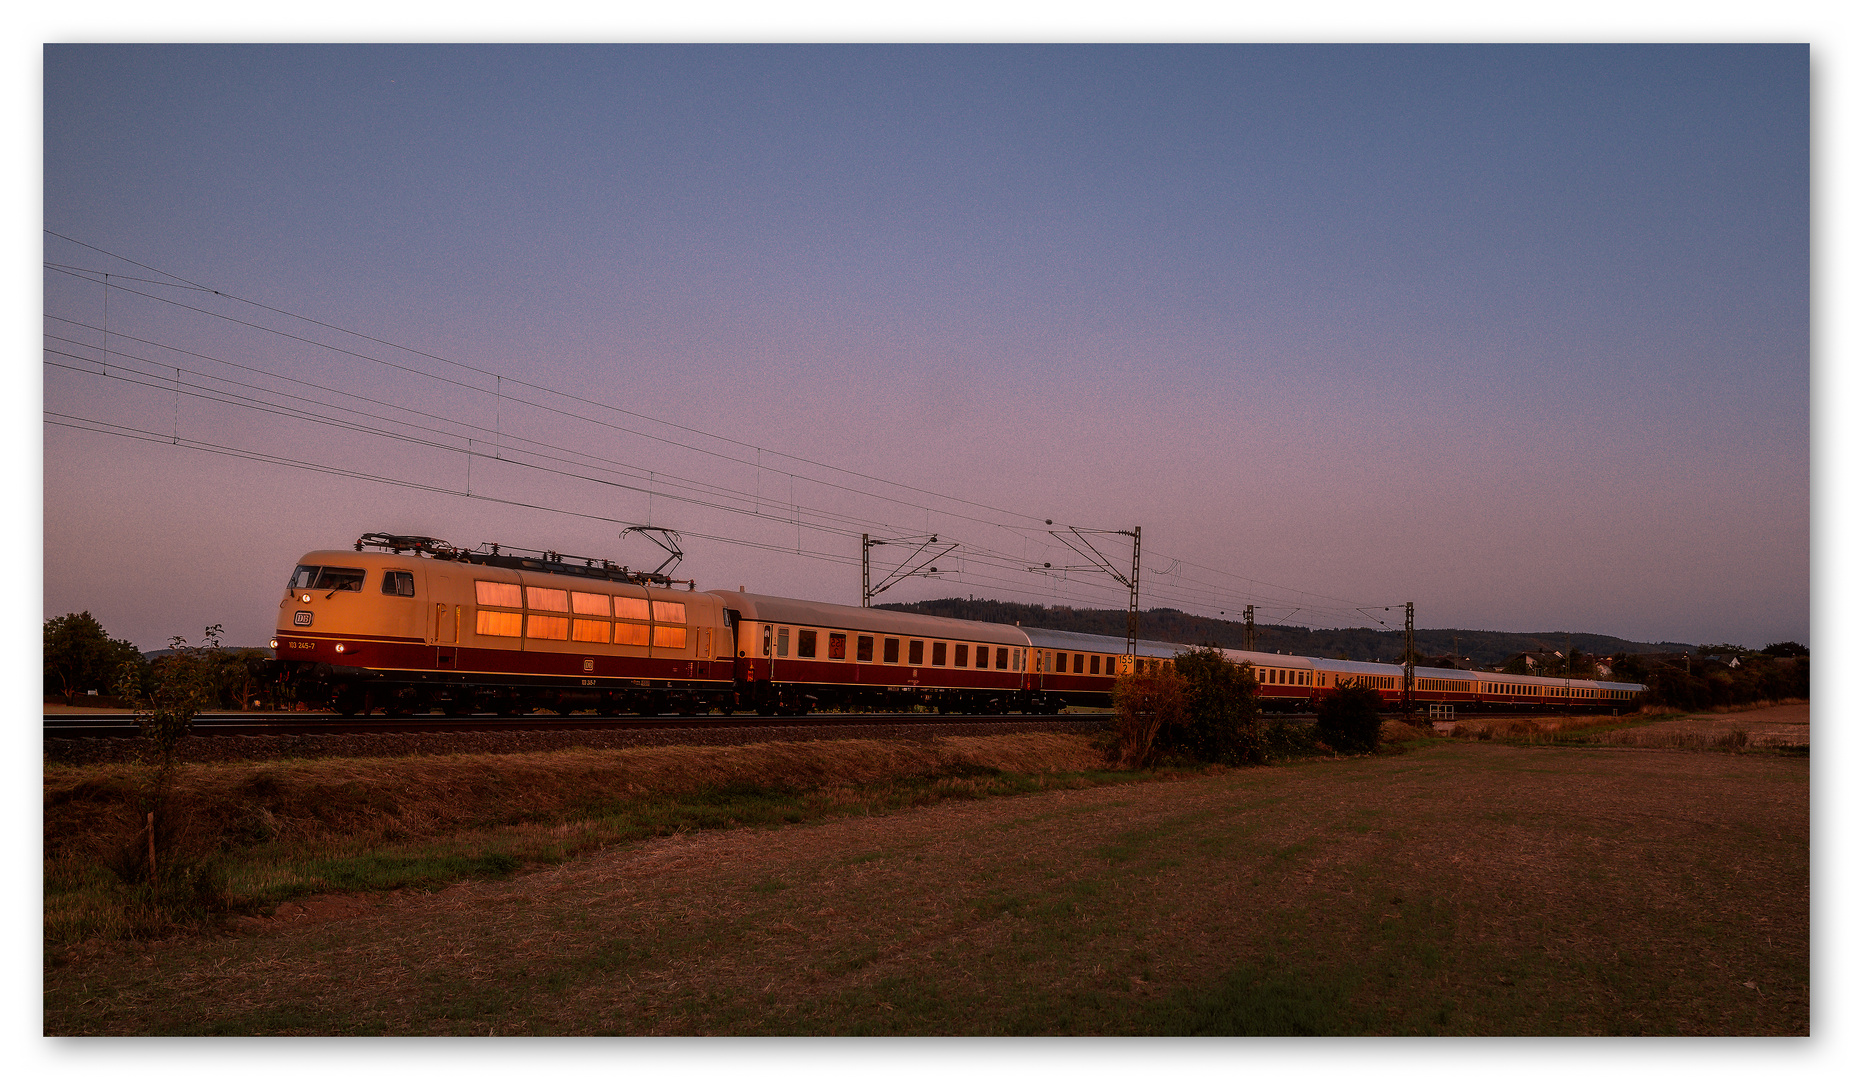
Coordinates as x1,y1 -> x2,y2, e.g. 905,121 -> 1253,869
270,533 -> 1644,717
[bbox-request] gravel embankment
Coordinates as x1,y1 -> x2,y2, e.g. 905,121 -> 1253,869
44,717 -> 1112,766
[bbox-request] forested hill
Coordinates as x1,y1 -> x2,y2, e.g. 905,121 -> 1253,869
874,598 -> 1693,667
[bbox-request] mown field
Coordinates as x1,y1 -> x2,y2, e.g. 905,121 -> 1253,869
44,713 -> 1808,1035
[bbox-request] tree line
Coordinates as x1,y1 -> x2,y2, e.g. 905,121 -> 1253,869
43,612 -> 277,712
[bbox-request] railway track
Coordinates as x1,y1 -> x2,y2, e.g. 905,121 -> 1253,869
44,711 -> 1111,739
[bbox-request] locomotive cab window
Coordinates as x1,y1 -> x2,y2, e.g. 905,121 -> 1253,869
293,565 -> 365,593
382,571 -> 415,597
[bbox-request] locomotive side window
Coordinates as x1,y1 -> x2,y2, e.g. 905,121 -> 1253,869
571,591 -> 611,616
976,646 -> 989,669
652,600 -> 687,624
908,640 -> 924,665
857,635 -> 874,662
932,642 -> 947,666
614,597 -> 650,621
572,620 -> 612,644
798,630 -> 817,658
954,643 -> 968,667
528,615 -> 569,640
382,571 -> 415,597
829,633 -> 847,660
653,625 -> 686,649
476,580 -> 522,608
477,611 -> 522,637
614,623 -> 650,647
884,637 -> 900,663
527,587 -> 569,613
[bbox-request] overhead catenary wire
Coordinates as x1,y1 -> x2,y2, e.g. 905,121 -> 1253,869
43,233 -> 1404,628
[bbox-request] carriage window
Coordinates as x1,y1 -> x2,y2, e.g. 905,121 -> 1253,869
1105,656 -> 1116,676
976,646 -> 990,669
829,633 -> 847,660
475,580 -> 522,608
932,642 -> 947,666
1089,655 -> 1100,675
885,637 -> 901,663
382,571 -> 415,597
777,627 -> 790,657
1056,653 -> 1068,673
857,635 -> 874,662
908,640 -> 924,665
954,643 -> 968,667
798,630 -> 817,658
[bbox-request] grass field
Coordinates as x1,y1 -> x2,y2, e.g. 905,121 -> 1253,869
43,718 -> 1808,1036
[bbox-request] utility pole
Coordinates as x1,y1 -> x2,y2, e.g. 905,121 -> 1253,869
1403,601 -> 1416,724
1039,523 -> 1141,666
862,533 -> 956,607
1243,605 -> 1255,651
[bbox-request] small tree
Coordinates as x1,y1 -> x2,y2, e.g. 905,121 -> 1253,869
116,625 -> 224,776
1317,681 -> 1382,755
1111,665 -> 1189,769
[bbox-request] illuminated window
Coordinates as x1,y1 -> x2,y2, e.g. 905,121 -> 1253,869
476,580 -> 522,608
572,620 -> 612,644
954,643 -> 968,667
476,610 -> 522,637
884,638 -> 900,663
857,636 -> 874,662
652,600 -> 687,624
527,587 -> 569,613
654,626 -> 687,649
829,633 -> 847,660
527,615 -> 569,640
614,623 -> 650,647
798,630 -> 817,658
932,642 -> 947,666
908,640 -> 923,665
571,591 -> 611,616
613,596 -> 650,621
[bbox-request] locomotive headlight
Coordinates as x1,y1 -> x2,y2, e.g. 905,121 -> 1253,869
269,639 -> 278,649
334,643 -> 346,653
301,594 -> 312,603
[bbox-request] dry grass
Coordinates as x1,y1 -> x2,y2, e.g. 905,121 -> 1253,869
1439,701 -> 1809,751
44,740 -> 1809,1036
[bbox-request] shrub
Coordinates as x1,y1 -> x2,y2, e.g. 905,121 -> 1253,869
1165,648 -> 1265,765
1111,667 -> 1189,769
1316,682 -> 1383,755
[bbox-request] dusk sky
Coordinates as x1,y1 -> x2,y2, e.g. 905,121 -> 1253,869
37,43 -> 1811,653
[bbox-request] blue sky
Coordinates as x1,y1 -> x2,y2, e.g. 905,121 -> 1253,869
37,42 -> 1812,651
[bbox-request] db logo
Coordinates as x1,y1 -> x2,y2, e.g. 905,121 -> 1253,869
293,611 -> 313,626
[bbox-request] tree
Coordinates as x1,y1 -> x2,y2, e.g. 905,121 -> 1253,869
1111,665 -> 1189,769
1317,681 -> 1383,755
1762,641 -> 1808,658
1167,647 -> 1264,765
44,611 -> 143,704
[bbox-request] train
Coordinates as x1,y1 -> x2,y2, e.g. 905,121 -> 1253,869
270,533 -> 1646,718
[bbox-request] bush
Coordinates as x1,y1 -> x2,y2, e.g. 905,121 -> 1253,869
1111,667 -> 1189,769
1316,682 -> 1383,755
1165,648 -> 1265,765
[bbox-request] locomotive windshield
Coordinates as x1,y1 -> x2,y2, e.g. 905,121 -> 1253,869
289,565 -> 365,592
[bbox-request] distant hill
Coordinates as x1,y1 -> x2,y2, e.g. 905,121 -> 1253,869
874,598 -> 1694,668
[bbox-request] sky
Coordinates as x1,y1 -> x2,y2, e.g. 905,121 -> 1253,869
36,42 -> 1812,652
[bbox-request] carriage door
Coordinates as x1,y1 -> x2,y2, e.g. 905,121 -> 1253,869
432,574 -> 459,668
